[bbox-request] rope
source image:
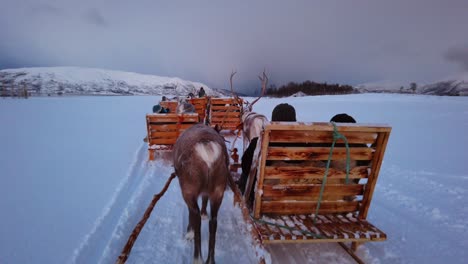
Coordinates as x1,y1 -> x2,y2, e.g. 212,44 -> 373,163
313,122 -> 351,224
116,172 -> 177,264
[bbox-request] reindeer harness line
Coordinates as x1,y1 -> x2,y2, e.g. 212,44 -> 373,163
116,172 -> 176,264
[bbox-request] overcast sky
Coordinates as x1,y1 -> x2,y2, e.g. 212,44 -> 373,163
1,0 -> 468,93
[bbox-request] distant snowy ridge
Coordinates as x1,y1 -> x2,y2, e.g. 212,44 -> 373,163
419,79 -> 468,96
0,66 -> 223,96
356,74 -> 468,96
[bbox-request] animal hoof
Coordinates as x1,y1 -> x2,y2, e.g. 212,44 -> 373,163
185,230 -> 194,240
201,212 -> 208,220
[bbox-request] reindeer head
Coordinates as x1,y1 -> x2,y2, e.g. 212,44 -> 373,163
230,69 -> 268,115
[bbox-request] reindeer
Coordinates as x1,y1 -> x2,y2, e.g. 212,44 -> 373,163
230,70 -> 269,151
173,124 -> 233,264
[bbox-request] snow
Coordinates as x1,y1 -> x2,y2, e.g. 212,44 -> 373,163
1,94 -> 468,264
355,80 -> 409,92
1,66 -> 201,88
0,67 -> 219,96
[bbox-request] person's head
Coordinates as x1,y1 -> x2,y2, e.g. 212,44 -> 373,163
330,113 -> 356,123
271,103 -> 297,121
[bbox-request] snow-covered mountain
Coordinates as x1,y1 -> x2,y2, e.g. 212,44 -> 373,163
0,66 -> 223,97
355,80 -> 417,94
419,73 -> 468,96
356,74 -> 468,96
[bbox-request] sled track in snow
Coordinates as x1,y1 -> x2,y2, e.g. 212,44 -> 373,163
70,136 -> 265,264
69,143 -> 162,263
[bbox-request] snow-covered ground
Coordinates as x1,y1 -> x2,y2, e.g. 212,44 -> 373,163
1,94 -> 467,264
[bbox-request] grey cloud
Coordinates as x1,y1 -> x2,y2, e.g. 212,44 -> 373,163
84,8 -> 107,27
445,45 -> 468,72
1,0 -> 468,94
30,3 -> 63,16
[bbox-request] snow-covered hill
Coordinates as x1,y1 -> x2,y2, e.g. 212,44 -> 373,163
355,80 -> 409,94
0,67 -> 223,97
356,74 -> 468,96
419,73 -> 468,96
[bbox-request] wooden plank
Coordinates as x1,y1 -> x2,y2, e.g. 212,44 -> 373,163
148,138 -> 177,145
266,146 -> 374,161
253,130 -> 270,218
260,201 -> 360,215
262,184 -> 364,200
146,114 -> 199,123
210,98 -> 242,104
360,131 -> 391,219
149,131 -> 179,138
210,117 -> 242,122
264,166 -> 369,180
211,109 -> 240,117
266,122 -> 391,133
269,130 -> 378,145
148,123 -> 195,132
254,214 -> 386,244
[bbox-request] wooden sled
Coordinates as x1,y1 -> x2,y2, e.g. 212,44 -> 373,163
145,113 -> 199,160
189,97 -> 209,123
208,97 -> 243,132
159,101 -> 178,113
237,122 -> 391,262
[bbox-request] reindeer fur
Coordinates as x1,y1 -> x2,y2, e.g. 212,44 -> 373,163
241,111 -> 268,150
173,124 -> 230,264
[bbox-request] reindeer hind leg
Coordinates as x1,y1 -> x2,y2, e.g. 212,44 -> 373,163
205,193 -> 223,264
201,195 -> 209,220
185,196 -> 203,263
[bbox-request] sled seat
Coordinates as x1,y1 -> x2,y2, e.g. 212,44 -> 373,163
245,122 -> 391,249
189,97 -> 209,123
208,97 -> 243,131
145,113 -> 199,160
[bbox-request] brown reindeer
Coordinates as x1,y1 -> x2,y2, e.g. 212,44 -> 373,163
173,124 -> 232,264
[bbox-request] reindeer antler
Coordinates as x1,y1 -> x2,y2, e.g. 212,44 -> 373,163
248,69 -> 268,110
230,70 -> 242,105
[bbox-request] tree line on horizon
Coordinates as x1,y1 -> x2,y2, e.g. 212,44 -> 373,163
265,80 -> 357,97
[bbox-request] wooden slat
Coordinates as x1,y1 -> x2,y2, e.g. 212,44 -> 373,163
211,112 -> 241,117
253,130 -> 270,218
148,123 -> 195,132
252,214 -> 387,244
260,201 -> 360,215
146,113 -> 199,123
264,166 -> 369,180
269,130 -> 377,145
149,131 -> 179,138
210,98 -> 242,104
360,131 -> 391,218
210,117 -> 242,122
262,184 -> 364,200
266,122 -> 391,133
148,138 -> 177,145
266,146 -> 374,161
